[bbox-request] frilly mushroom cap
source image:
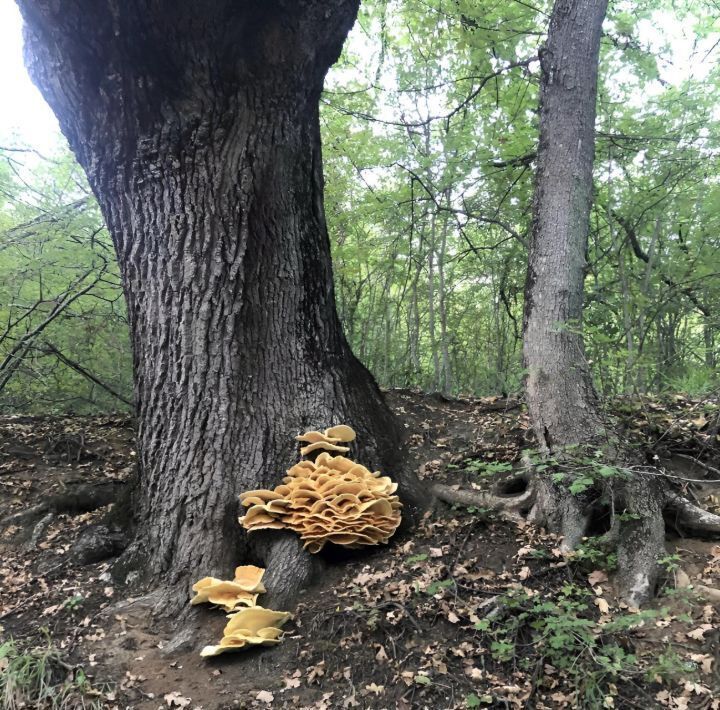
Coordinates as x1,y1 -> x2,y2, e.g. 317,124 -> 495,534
238,428 -> 402,553
199,623 -> 286,657
205,583 -> 259,611
190,566 -> 267,610
287,460 -> 317,476
233,565 -> 266,590
314,453 -> 372,474
295,430 -> 342,444
200,637 -> 248,657
324,425 -> 356,442
225,606 -> 292,635
299,441 -> 350,457
240,489 -> 284,503
295,424 -> 356,445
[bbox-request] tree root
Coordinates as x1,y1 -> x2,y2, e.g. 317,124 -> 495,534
2,482 -> 121,526
615,475 -> 666,607
256,530 -> 324,610
27,511 -> 55,549
527,477 -> 589,551
675,453 -> 720,480
432,475 -> 535,521
435,466 -> 720,607
665,491 -> 720,535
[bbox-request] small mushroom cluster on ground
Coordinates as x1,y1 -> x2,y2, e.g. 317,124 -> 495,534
190,566 -> 291,657
239,425 -> 402,552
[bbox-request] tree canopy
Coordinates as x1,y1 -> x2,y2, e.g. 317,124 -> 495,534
1,0 -> 718,408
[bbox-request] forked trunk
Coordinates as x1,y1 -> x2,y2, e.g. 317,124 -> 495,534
19,0 -> 426,612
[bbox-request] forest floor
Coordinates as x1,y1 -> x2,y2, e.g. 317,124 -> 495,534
1,391 -> 719,710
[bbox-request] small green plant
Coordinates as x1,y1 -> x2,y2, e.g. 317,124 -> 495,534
659,554 -> 682,573
0,636 -> 106,710
424,579 -> 454,596
465,692 -> 492,707
406,553 -> 428,564
62,595 -> 85,612
645,648 -> 698,685
472,585 -> 638,706
571,536 -> 618,571
464,460 -> 514,477
527,445 -> 630,497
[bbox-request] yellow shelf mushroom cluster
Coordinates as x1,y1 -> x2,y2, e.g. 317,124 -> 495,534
239,425 -> 402,553
199,606 -> 291,658
190,564 -> 266,611
190,565 -> 291,657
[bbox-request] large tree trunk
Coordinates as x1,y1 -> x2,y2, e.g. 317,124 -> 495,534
19,0 -> 426,613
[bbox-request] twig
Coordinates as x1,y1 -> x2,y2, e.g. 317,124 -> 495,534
675,453 -> 720,479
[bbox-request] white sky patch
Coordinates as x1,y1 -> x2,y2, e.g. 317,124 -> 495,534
0,0 -> 60,153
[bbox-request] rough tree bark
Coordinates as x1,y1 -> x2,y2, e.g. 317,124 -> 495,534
435,0 -> 720,607
520,0 -> 720,605
521,0 -> 614,561
19,0 -> 426,614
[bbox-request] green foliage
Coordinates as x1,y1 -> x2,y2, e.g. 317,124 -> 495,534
322,0 -> 720,397
0,146 -> 131,413
463,460 -> 513,477
645,648 -> 699,685
423,579 -> 454,596
571,537 -> 619,572
472,586 -> 640,705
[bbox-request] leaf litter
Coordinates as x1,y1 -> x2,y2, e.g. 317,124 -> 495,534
0,392 -> 718,708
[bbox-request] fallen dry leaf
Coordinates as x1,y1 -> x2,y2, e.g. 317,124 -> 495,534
588,570 -> 608,586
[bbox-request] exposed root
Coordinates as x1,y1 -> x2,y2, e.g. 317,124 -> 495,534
527,476 -> 589,551
2,482 -> 122,526
432,475 -> 535,521
665,491 -> 720,535
614,476 -> 666,607
253,530 -> 324,610
27,511 -> 55,549
675,453 -> 720,480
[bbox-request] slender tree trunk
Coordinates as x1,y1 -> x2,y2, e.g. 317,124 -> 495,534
426,211 -> 442,391
20,0 -> 425,614
522,0 -> 667,606
523,0 -> 607,451
636,217 -> 661,391
704,318 -> 715,371
618,247 -> 635,392
437,192 -> 453,396
408,247 -> 423,385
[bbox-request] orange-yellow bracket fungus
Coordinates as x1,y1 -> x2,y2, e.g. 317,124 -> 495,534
199,606 -> 292,657
324,424 -> 356,442
299,441 -> 350,457
191,565 -> 266,611
238,425 -> 402,553
295,424 -> 356,445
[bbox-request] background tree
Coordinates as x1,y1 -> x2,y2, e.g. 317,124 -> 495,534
522,0 -> 720,605
17,0 -> 425,613
0,147 -> 130,411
